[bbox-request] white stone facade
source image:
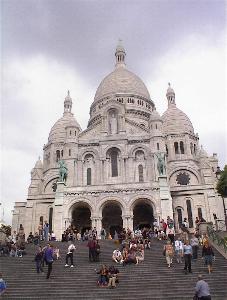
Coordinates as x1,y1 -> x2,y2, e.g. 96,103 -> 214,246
12,44 -> 224,240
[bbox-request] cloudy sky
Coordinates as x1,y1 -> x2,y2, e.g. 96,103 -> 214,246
1,0 -> 227,224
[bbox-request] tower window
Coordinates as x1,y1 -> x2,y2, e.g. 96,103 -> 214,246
56,150 -> 60,162
174,142 -> 179,154
61,150 -> 63,157
166,145 -> 168,156
110,149 -> 118,177
75,131 -> 77,136
190,142 -> 193,154
157,143 -> 160,150
180,141 -> 184,154
87,168 -> 91,185
138,164 -> 144,182
155,124 -> 158,129
69,149 -> 71,156
70,130 -> 72,136
186,199 -> 193,228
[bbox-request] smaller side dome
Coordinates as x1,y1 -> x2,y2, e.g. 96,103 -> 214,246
150,109 -> 161,121
198,145 -> 208,158
48,115 -> 81,143
34,157 -> 43,169
162,84 -> 194,135
48,92 -> 81,143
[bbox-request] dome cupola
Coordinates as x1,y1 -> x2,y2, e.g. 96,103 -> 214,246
48,91 -> 81,143
162,84 -> 194,135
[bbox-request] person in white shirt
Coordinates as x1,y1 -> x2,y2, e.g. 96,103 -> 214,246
112,249 -> 123,263
175,237 -> 183,263
65,241 -> 76,267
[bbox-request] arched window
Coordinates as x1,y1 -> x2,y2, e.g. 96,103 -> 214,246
180,141 -> 184,154
190,142 -> 193,154
56,150 -> 60,162
70,130 -> 72,136
198,207 -> 203,219
138,164 -> 144,182
174,142 -> 179,154
110,149 -> 118,177
157,143 -> 160,150
186,199 -> 193,228
75,131 -> 77,136
166,145 -> 168,156
39,216 -> 43,225
194,144 -> 196,154
49,207 -> 53,233
177,208 -> 183,226
61,150 -> 63,157
87,168 -> 91,185
155,124 -> 158,129
69,149 -> 71,156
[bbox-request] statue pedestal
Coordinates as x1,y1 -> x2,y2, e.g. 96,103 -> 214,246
159,175 -> 173,221
53,181 -> 66,240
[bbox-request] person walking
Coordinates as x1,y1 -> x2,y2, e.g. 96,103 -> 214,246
87,237 -> 96,262
194,274 -> 211,300
175,237 -> 183,263
44,244 -> 54,279
191,234 -> 199,260
65,241 -> 76,267
183,240 -> 192,274
202,241 -> 215,274
163,240 -> 174,268
34,246 -> 44,274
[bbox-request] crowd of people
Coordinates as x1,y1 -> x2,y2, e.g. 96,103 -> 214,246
0,216 -> 215,298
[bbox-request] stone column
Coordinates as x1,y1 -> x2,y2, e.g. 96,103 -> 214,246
122,214 -> 133,231
53,181 -> 65,240
159,175 -> 173,221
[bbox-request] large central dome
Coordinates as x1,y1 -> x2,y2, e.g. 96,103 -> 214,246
94,66 -> 151,102
94,41 -> 151,102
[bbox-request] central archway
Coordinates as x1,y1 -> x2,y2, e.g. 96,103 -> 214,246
102,201 -> 123,238
71,202 -> 91,235
133,199 -> 154,230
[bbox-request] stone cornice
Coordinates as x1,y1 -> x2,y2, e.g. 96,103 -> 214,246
65,186 -> 159,197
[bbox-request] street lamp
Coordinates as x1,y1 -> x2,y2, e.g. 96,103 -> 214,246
215,167 -> 227,230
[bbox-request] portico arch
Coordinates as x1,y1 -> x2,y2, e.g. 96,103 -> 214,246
70,201 -> 92,234
101,200 -> 123,238
131,198 -> 155,230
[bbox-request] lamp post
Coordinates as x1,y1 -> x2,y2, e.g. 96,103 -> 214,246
216,166 -> 227,230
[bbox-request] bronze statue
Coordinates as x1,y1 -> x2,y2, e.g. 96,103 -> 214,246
58,160 -> 68,182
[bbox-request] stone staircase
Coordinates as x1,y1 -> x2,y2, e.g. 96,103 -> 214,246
1,239 -> 227,299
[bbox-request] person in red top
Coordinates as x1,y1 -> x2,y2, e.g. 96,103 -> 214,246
87,237 -> 96,262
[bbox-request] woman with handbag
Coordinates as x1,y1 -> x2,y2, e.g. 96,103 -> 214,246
163,240 -> 174,268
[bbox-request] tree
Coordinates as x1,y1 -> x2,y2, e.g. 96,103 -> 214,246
217,165 -> 227,197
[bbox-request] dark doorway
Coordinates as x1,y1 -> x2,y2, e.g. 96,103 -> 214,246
72,204 -> 91,234
133,201 -> 154,230
102,202 -> 123,238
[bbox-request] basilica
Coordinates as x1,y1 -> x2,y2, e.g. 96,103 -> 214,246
12,43 -> 224,239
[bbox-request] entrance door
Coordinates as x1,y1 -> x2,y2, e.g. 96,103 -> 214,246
133,201 -> 154,230
102,202 -> 123,238
72,205 -> 91,234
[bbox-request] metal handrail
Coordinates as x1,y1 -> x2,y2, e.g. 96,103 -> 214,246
207,226 -> 227,253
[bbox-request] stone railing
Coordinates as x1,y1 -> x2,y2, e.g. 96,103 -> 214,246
207,225 -> 227,258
